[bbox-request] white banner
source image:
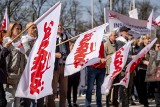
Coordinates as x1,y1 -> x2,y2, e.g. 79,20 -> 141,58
15,1 -> 61,100
147,10 -> 153,30
129,8 -> 138,19
105,9 -> 150,36
115,38 -> 157,88
64,23 -> 108,76
155,16 -> 160,26
0,8 -> 9,30
101,41 -> 132,95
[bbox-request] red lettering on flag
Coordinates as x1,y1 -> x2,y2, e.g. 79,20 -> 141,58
129,50 -> 147,73
109,13 -> 117,19
74,32 -> 96,68
111,47 -> 124,79
1,18 -> 6,30
30,20 -> 54,95
18,41 -> 23,48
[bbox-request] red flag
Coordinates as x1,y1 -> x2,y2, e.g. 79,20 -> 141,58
0,8 -> 9,30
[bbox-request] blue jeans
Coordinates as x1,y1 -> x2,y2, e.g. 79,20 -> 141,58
85,67 -> 105,107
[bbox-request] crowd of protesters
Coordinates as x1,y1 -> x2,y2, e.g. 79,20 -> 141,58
0,20 -> 160,107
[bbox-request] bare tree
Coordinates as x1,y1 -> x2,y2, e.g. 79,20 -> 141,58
30,0 -> 48,21
137,0 -> 156,20
85,0 -> 107,29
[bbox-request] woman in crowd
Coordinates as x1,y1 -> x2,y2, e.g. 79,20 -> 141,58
0,30 -> 7,45
67,41 -> 80,107
0,40 -> 11,107
3,21 -> 26,107
134,35 -> 151,107
153,41 -> 160,107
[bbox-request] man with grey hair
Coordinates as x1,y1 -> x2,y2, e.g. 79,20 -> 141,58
116,26 -> 131,107
21,22 -> 44,107
104,31 -> 118,107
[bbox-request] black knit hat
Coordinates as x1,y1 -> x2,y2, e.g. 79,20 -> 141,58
119,26 -> 130,32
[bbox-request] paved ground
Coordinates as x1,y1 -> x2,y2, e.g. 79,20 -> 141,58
5,92 -> 156,107
55,95 -> 156,107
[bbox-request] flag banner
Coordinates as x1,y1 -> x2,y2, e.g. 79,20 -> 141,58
104,9 -> 150,36
0,8 -> 9,30
12,39 -> 25,54
115,38 -> 157,88
15,1 -> 61,100
147,10 -> 153,30
101,41 -> 132,95
129,8 -> 138,19
64,23 -> 109,76
145,50 -> 160,82
156,16 -> 160,26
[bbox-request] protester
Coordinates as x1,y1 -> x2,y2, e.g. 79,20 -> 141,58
21,22 -> 44,107
85,42 -> 106,107
67,41 -> 80,107
134,35 -> 151,107
127,39 -> 139,106
47,22 -> 70,107
0,41 -> 11,107
104,31 -> 119,107
3,21 -> 26,107
78,68 -> 87,97
0,30 -> 7,45
128,34 -> 134,41
116,26 -> 130,107
153,42 -> 160,107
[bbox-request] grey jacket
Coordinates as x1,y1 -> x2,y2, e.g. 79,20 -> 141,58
0,45 -> 10,83
21,35 -> 36,57
3,37 -> 26,77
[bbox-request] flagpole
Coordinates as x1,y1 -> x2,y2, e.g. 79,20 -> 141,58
110,0 -> 112,10
56,34 -> 80,46
133,0 -> 135,9
10,24 -> 34,43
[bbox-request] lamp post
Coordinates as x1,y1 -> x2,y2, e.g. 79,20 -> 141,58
91,0 -> 94,28
110,0 -> 112,10
133,0 -> 135,9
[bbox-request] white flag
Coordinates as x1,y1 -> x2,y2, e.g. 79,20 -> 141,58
0,8 -> 9,30
104,9 -> 150,35
147,10 -> 153,30
129,8 -> 138,19
101,41 -> 132,95
155,16 -> 160,26
15,1 -> 61,100
64,23 -> 109,76
114,38 -> 157,88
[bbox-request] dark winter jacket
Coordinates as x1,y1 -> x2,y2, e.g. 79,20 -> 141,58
0,45 -> 10,83
54,33 -> 70,70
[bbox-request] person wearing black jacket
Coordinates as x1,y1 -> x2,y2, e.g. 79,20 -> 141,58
0,42 -> 11,107
134,35 -> 150,107
116,26 -> 130,107
47,22 -> 70,107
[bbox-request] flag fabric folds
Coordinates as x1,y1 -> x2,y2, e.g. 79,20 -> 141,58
64,23 -> 109,76
0,8 -> 9,30
101,41 -> 133,95
15,1 -> 61,100
114,38 -> 157,88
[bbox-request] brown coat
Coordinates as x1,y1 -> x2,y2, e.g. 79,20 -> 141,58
104,39 -> 117,74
